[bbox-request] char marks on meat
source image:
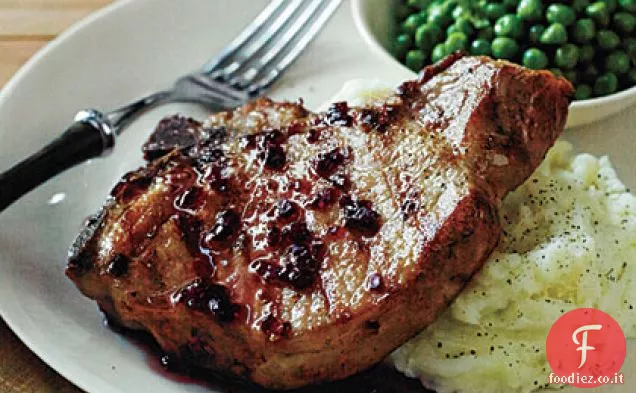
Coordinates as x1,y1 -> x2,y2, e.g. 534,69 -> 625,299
66,55 -> 572,390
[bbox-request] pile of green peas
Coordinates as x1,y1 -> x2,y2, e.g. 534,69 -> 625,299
393,0 -> 636,100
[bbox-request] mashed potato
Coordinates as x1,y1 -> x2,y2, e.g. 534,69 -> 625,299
329,81 -> 636,393
391,141 -> 636,393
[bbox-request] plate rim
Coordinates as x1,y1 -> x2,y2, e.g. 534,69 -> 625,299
0,2 -> 141,392
1,2 -> 634,392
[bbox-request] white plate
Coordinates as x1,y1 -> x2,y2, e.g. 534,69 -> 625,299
0,1 -> 634,393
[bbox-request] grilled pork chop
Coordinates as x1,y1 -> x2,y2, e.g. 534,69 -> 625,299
67,55 -> 572,390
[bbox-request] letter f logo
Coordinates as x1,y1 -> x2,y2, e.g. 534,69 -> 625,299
546,308 -> 626,388
572,324 -> 603,368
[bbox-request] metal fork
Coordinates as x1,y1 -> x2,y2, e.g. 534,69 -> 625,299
0,0 -> 341,212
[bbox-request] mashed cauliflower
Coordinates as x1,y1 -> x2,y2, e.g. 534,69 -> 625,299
329,81 -> 636,393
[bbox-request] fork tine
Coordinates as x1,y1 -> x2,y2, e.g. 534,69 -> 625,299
173,0 -> 340,111
202,0 -> 287,74
205,0 -> 304,77
237,0 -> 325,81
247,0 -> 342,95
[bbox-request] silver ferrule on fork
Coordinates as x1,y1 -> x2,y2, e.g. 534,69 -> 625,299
74,109 -> 116,157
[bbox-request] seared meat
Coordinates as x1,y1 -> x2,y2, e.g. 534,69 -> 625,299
66,55 -> 572,390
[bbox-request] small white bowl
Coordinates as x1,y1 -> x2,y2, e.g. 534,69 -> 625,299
351,0 -> 636,128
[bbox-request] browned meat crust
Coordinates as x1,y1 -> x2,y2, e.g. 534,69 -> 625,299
66,55 -> 572,390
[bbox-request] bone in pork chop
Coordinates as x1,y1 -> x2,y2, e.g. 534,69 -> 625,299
66,54 -> 573,390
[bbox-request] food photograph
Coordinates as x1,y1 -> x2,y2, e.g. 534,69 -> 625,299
0,1 -> 634,393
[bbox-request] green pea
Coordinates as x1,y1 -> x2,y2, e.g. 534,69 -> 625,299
477,26 -> 495,40
572,19 -> 596,43
446,32 -> 468,52
574,84 -> 593,100
528,25 -> 546,44
522,48 -> 549,69
613,13 -> 636,34
581,64 -> 600,83
586,2 -> 610,27
475,0 -> 489,12
597,30 -> 620,50
472,16 -> 491,30
619,0 -> 636,12
573,0 -> 591,14
555,44 -> 580,69
563,70 -> 579,84
451,17 -> 474,36
452,5 -> 470,19
406,50 -> 426,71
491,37 -> 519,59
407,0 -> 432,10
628,69 -> 636,84
502,0 -> 518,9
395,4 -> 410,21
549,68 -> 565,77
485,3 -> 507,21
394,34 -> 413,59
605,0 -> 618,12
402,14 -> 426,35
431,43 -> 448,63
624,37 -> 636,62
427,4 -> 453,27
446,24 -> 460,35
416,24 -> 442,52
546,4 -> 576,27
579,45 -> 596,63
594,72 -> 619,95
517,0 -> 543,21
470,39 -> 492,56
540,23 -> 568,45
605,51 -> 631,74
495,15 -> 523,38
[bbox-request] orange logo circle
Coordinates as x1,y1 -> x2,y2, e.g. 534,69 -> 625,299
546,308 -> 626,388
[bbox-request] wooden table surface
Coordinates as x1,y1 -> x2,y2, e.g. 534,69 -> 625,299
1,2 -> 112,391
0,0 -> 112,85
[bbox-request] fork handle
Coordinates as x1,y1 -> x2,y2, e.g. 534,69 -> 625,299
0,110 -> 115,212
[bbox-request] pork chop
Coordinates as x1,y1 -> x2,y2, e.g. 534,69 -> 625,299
66,54 -> 572,389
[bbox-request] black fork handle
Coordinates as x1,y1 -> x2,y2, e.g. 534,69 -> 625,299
0,110 -> 115,212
